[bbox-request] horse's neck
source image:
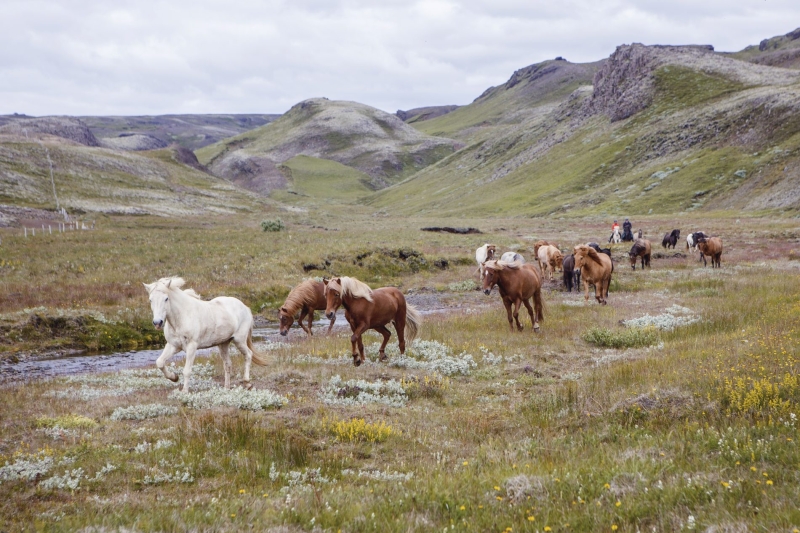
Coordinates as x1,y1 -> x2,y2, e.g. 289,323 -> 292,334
165,289 -> 200,330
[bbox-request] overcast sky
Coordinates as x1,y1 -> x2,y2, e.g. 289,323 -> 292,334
2,0 -> 799,116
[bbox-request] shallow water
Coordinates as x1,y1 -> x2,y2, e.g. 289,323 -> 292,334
0,316 -> 349,383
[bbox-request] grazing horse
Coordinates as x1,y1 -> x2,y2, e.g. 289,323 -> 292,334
609,227 -> 621,244
573,245 -> 614,305
279,280 -> 337,337
537,244 -> 563,281
481,259 -> 544,332
324,277 -> 421,367
144,277 -> 268,392
662,229 -> 680,249
628,239 -> 652,270
696,236 -> 723,268
475,244 -> 497,280
562,254 -> 581,292
500,251 -> 525,263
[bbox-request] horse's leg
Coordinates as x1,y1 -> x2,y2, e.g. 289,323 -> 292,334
513,298 -> 523,331
155,344 -> 180,383
373,325 -> 392,361
502,297 -> 515,332
395,311 -> 407,354
583,278 -> 590,302
231,337 -> 255,389
701,253 -> 707,267
181,342 -> 199,392
522,298 -> 536,331
219,341 -> 232,389
350,323 -> 368,366
306,308 -> 314,336
326,312 -> 336,334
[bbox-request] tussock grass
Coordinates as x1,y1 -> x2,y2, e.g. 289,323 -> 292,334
582,327 -> 659,349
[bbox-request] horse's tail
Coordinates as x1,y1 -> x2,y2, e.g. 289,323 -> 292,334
404,303 -> 422,343
247,331 -> 269,367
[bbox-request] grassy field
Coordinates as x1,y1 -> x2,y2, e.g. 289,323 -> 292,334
1,213 -> 800,532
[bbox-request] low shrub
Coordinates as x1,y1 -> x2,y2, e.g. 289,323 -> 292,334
261,219 -> 285,232
329,418 -> 396,443
582,327 -> 659,349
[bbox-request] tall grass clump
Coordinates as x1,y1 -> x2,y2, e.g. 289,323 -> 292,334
261,218 -> 285,232
328,418 -> 396,443
582,326 -> 659,349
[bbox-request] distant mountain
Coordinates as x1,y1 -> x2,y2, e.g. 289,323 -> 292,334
396,105 -> 459,123
731,27 -> 800,70
196,98 -> 460,195
370,42 -> 800,216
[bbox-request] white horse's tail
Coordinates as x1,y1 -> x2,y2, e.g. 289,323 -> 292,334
247,331 -> 269,366
405,304 -> 422,343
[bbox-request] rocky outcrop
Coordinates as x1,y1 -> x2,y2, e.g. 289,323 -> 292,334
0,117 -> 100,146
99,134 -> 168,151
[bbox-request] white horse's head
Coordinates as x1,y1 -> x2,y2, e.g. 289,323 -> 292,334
144,278 -> 181,330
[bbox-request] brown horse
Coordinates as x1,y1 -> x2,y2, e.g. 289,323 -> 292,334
279,280 -> 337,337
573,244 -> 613,305
324,277 -> 422,366
628,239 -> 652,270
481,259 -> 544,332
696,236 -> 723,268
537,244 -> 563,281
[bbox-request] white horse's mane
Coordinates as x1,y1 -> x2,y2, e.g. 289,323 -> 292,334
484,259 -> 523,271
150,277 -> 202,299
339,276 -> 374,301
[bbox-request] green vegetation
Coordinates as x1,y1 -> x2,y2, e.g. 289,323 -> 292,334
582,326 -> 659,349
260,218 -> 285,232
279,155 -> 373,200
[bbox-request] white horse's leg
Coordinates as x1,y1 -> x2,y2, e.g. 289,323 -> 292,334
182,342 -> 198,392
232,337 -> 253,389
156,344 -> 180,383
219,341 -> 232,389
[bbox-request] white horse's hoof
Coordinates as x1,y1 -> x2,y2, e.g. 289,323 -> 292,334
243,381 -> 254,390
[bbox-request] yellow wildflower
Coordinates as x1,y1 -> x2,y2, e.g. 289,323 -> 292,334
615,500 -> 621,507
527,516 -> 535,521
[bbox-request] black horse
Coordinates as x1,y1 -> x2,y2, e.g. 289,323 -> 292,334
621,219 -> 634,242
661,229 -> 680,249
588,243 -> 612,257
562,254 -> 581,292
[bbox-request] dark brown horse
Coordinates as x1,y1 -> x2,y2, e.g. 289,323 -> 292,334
481,259 -> 544,332
628,239 -> 652,270
324,277 -> 422,366
279,280 -> 337,337
696,236 -> 723,268
573,244 -> 613,305
562,254 -> 581,292
662,229 -> 680,249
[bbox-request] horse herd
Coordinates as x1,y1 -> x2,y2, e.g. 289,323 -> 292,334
143,227 -> 723,390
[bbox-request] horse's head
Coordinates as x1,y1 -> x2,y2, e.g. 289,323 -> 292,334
486,245 -> 496,260
629,251 -> 638,270
278,306 -> 294,336
323,278 -> 342,319
143,279 -> 172,330
481,262 -> 500,295
572,245 -> 589,269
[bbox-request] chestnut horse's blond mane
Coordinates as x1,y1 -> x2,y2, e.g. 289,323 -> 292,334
282,279 -> 320,315
330,276 -> 374,302
484,259 -> 524,271
573,245 -> 602,264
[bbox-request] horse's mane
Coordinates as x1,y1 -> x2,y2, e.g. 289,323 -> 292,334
339,277 -> 374,301
575,245 -> 604,263
630,243 -> 645,256
283,279 -> 320,314
484,259 -> 523,271
153,277 -> 202,299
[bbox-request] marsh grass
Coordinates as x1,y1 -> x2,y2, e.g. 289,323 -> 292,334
582,326 -> 660,349
2,215 -> 800,531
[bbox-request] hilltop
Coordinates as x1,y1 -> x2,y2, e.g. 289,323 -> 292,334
196,98 -> 460,195
368,37 -> 800,217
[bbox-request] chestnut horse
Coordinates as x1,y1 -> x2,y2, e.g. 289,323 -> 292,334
481,259 -> 544,332
324,277 -> 422,366
628,239 -> 652,270
573,244 -> 613,305
279,280 -> 337,337
696,236 -> 723,268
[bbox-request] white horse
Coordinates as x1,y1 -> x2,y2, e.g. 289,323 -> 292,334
475,244 -> 497,280
500,251 -> 524,263
143,277 -> 268,392
610,227 -> 621,244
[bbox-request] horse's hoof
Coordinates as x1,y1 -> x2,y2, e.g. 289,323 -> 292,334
379,353 -> 388,362
243,381 -> 253,390
168,375 -> 179,383
353,358 -> 362,367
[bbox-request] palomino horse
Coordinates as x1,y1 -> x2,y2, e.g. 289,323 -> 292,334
279,279 -> 337,336
481,259 -> 544,332
696,236 -> 723,268
475,244 -> 497,280
533,240 -> 557,257
573,244 -> 614,305
324,277 -> 422,366
537,244 -> 563,281
144,277 -> 268,392
628,239 -> 652,270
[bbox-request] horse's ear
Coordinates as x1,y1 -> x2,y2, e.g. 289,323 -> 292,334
143,282 -> 155,294
166,278 -> 172,288
322,278 -> 329,285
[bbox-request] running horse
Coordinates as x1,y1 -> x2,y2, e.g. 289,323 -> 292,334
573,244 -> 614,305
481,259 -> 544,332
324,277 -> 422,366
279,279 -> 337,337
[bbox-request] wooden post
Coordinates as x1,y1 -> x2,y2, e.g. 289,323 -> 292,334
24,227 -> 27,238
49,225 -> 52,235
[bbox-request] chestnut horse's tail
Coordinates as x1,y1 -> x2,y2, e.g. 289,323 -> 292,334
405,303 -> 422,343
247,331 -> 269,367
533,286 -> 545,324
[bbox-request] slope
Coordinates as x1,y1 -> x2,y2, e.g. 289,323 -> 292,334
731,27 -> 800,70
369,44 -> 800,217
196,98 -> 460,196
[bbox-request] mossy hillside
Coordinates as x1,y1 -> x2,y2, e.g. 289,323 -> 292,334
278,155 -> 372,200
